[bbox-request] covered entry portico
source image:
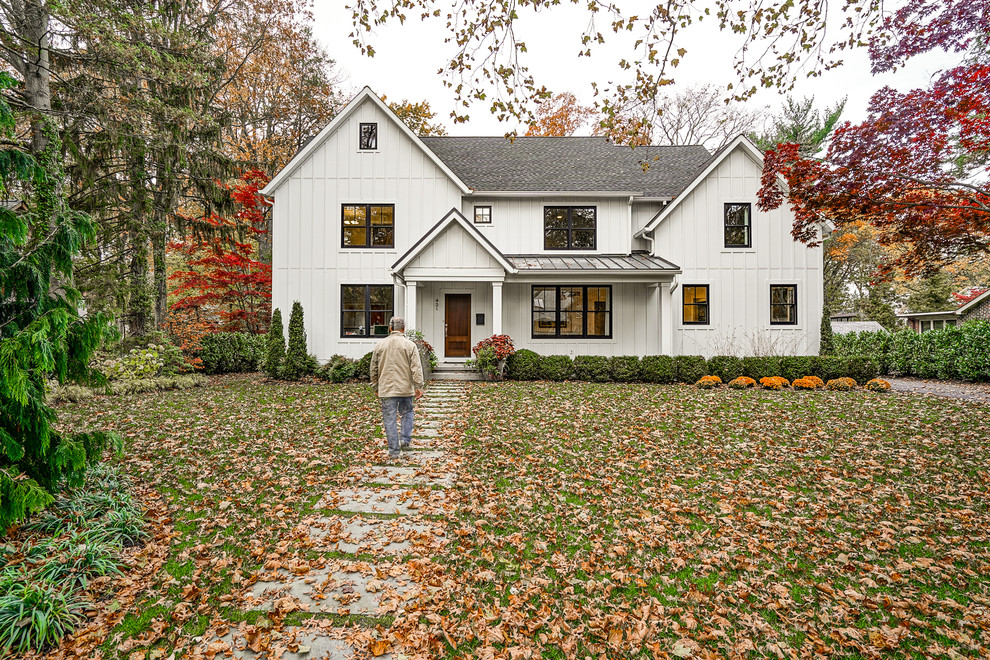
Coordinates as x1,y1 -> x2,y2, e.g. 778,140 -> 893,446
392,208 -> 682,359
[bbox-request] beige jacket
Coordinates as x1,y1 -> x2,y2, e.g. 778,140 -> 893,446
370,332 -> 425,398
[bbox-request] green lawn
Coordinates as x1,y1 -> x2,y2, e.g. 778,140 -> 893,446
55,376 -> 990,658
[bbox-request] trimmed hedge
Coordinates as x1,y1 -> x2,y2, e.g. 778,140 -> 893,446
353,352 -> 373,380
506,349 -> 542,380
742,356 -> 780,381
708,355 -> 744,382
610,356 -> 641,382
574,355 -> 611,382
199,332 -> 266,374
833,321 -> 990,381
641,355 -> 675,383
543,355 -> 574,381
674,355 -> 708,383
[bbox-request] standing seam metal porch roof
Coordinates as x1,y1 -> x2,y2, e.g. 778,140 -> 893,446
505,253 -> 679,272
420,137 -> 711,197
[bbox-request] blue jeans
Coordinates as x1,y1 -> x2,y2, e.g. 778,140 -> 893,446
381,396 -> 414,455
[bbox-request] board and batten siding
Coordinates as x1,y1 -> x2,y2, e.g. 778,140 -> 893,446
650,146 -> 823,357
462,196 -> 632,254
271,96 -> 463,359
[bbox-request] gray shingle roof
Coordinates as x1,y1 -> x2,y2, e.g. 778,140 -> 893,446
506,253 -> 679,271
831,321 -> 889,335
420,137 -> 711,196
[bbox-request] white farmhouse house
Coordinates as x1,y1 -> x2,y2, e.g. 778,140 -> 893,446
262,87 -> 822,362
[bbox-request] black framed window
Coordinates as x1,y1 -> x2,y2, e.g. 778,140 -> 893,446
682,285 -> 709,325
341,285 -> 394,337
724,203 -> 752,248
342,204 -> 394,248
544,206 -> 596,250
531,285 -> 611,338
359,123 -> 378,150
474,205 -> 492,224
770,285 -> 797,325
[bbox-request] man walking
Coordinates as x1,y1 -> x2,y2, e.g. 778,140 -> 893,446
370,317 -> 425,458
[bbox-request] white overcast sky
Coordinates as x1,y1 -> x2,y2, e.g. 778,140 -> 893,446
311,2 -> 956,137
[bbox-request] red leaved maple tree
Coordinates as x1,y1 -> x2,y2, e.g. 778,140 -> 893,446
759,1 -> 990,276
169,170 -> 272,334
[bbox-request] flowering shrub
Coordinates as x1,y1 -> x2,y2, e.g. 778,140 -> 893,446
472,334 -> 516,361
728,376 -> 757,389
696,375 -> 722,389
760,376 -> 790,390
865,378 -> 891,392
838,377 -> 858,388
804,375 -> 824,389
826,378 -> 852,391
793,378 -> 819,391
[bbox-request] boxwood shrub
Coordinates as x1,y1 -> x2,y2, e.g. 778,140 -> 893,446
353,352 -> 373,380
542,355 -> 574,381
779,356 -> 813,382
742,356 -> 780,381
707,355 -> 743,382
674,355 -> 707,383
640,355 -> 675,383
573,355 -> 611,382
815,355 -> 846,382
506,349 -> 542,380
199,332 -> 266,374
610,356 -> 641,382
842,355 -> 879,384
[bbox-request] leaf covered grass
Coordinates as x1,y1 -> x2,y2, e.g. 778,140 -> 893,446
51,375 -> 990,658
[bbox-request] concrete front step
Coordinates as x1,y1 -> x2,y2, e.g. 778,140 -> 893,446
431,371 -> 484,381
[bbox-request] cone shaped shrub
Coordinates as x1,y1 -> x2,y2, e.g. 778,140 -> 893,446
282,301 -> 309,380
264,309 -> 285,377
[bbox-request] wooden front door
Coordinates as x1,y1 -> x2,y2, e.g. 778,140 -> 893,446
444,294 -> 471,357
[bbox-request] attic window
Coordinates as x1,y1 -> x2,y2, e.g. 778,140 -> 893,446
724,203 -> 752,248
359,123 -> 378,150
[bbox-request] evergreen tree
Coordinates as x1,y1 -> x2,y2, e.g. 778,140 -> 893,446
753,95 -> 846,156
264,308 -> 285,377
819,306 -> 835,356
0,74 -> 119,529
282,301 -> 309,380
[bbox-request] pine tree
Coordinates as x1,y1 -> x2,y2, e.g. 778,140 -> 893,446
0,74 -> 119,529
282,301 -> 309,380
264,308 -> 285,378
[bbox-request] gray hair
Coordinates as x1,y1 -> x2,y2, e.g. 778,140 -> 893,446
389,316 -> 406,331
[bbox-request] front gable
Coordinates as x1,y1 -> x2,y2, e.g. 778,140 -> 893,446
393,209 -> 515,281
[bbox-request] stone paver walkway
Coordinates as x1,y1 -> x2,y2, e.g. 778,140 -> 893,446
194,381 -> 467,659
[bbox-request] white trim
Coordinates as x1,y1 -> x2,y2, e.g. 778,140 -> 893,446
262,87 -> 471,196
635,135 -> 785,238
391,208 -> 517,274
469,190 -> 642,198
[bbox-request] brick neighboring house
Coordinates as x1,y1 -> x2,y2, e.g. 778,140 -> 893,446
898,289 -> 990,333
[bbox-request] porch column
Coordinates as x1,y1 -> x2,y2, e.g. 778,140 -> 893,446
661,281 -> 674,356
406,280 -> 418,331
492,281 -> 503,335
647,283 -> 661,354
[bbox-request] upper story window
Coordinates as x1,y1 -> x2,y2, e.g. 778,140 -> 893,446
683,285 -> 709,325
724,203 -> 752,248
544,206 -> 596,250
342,204 -> 394,248
770,285 -> 797,325
359,123 -> 378,150
474,205 -> 492,224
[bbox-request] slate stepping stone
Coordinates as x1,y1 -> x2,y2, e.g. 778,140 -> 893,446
307,516 -> 446,554
418,420 -> 442,429
321,487 -> 452,515
347,465 -> 454,487
215,626 -> 374,660
247,562 -> 414,616
413,427 -> 440,437
403,450 -> 448,464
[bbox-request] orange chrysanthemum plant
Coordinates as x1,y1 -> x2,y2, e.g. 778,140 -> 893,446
696,375 -> 722,389
803,375 -> 824,389
728,376 -> 757,389
826,378 -> 853,391
760,376 -> 790,390
865,378 -> 892,392
793,377 -> 818,391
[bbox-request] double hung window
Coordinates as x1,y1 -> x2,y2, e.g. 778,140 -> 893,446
724,203 -> 752,248
531,286 -> 611,338
770,285 -> 798,325
341,285 -> 394,337
682,285 -> 710,325
342,204 -> 394,248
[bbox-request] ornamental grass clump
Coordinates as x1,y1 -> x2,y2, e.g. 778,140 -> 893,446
728,376 -> 756,389
696,375 -> 722,389
0,576 -> 83,654
826,378 -> 853,391
792,377 -> 819,391
865,378 -> 892,392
